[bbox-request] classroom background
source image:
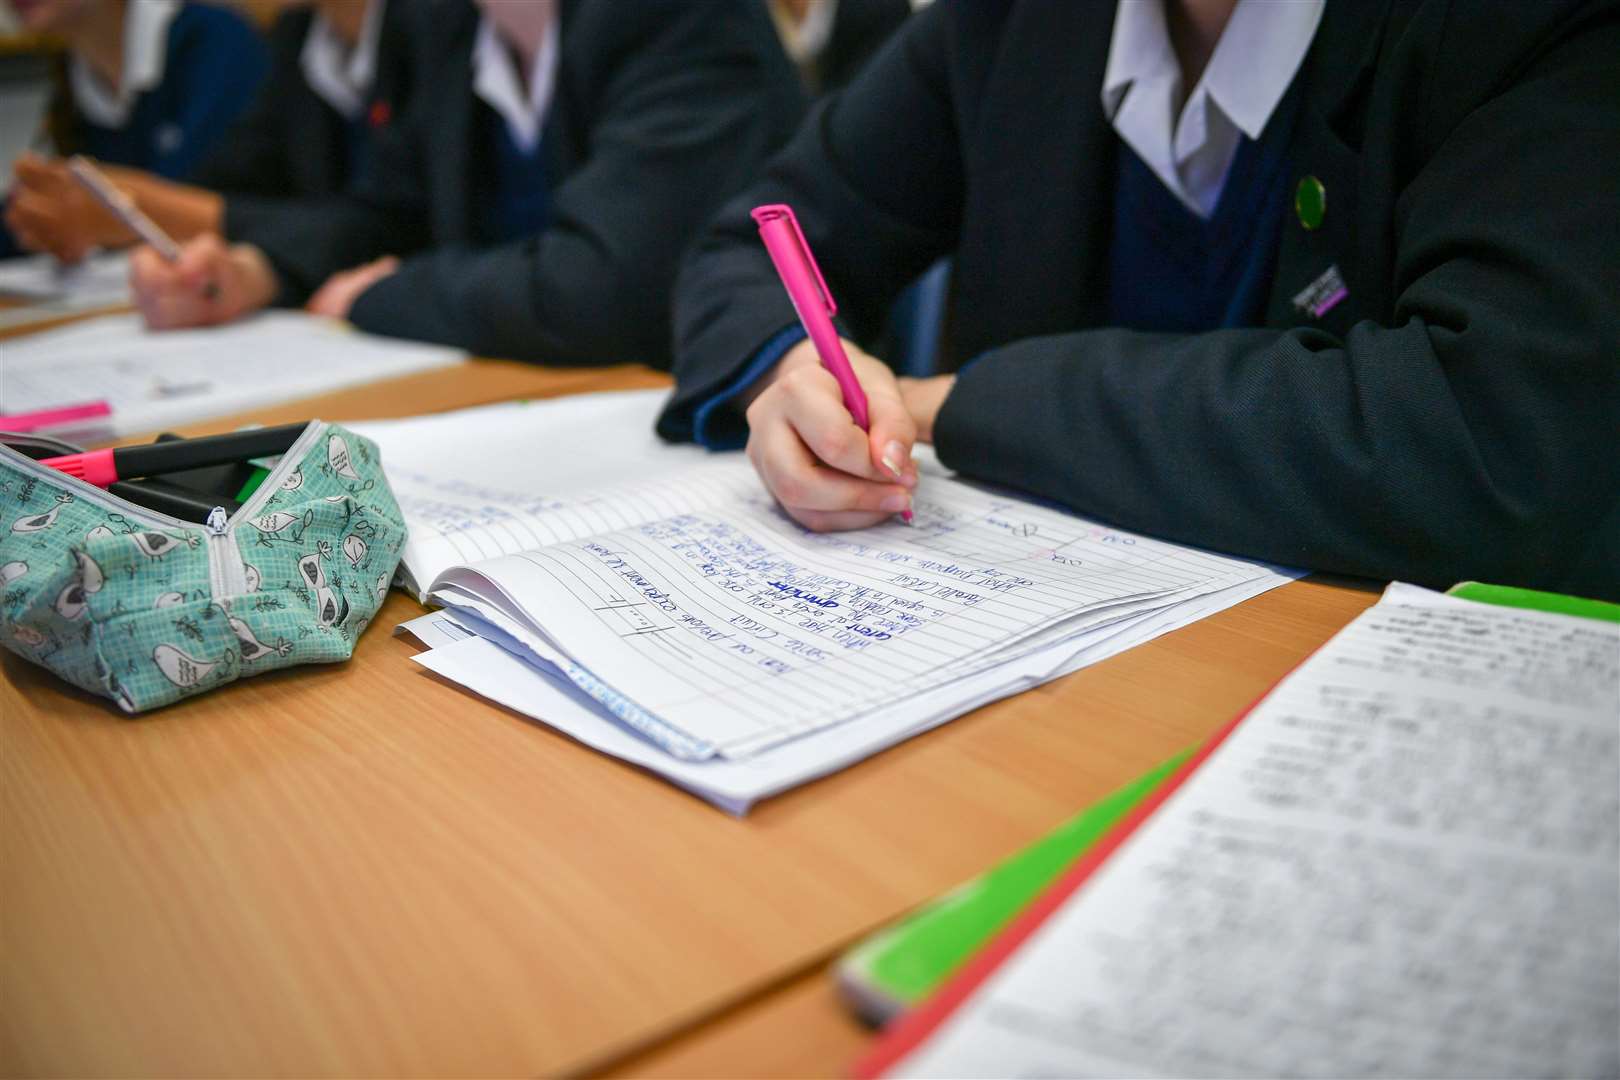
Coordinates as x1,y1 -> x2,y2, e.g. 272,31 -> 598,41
1,1 -> 1616,1077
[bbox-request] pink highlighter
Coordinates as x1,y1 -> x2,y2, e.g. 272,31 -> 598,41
0,401 -> 113,434
753,204 -> 912,522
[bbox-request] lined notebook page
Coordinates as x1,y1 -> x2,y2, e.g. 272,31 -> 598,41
355,392 -> 757,595
434,478 -> 1273,761
884,584 -> 1620,1079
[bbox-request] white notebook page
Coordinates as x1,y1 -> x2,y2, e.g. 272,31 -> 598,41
0,251 -> 129,304
354,392 -> 757,596
1,311 -> 465,435
887,583 -> 1620,1078
434,477 -> 1273,761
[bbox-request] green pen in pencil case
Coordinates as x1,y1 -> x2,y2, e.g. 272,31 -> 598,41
0,422 -> 406,712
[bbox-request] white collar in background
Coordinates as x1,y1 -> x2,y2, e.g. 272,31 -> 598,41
472,9 -> 560,155
70,0 -> 182,128
773,0 -> 838,65
1101,0 -> 1323,217
301,0 -> 387,120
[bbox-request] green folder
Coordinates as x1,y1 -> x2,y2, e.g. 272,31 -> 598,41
836,751 -> 1189,1026
1445,581 -> 1620,623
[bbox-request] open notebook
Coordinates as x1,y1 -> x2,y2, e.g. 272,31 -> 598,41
358,392 -> 1300,811
356,390 -> 755,600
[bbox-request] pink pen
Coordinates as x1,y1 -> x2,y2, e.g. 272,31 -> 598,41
752,204 -> 870,429
67,156 -> 181,261
754,204 -> 912,522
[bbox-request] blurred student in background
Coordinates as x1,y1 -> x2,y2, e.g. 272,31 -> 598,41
0,0 -> 266,257
6,0 -> 413,264
127,0 -> 804,370
660,0 -> 1620,601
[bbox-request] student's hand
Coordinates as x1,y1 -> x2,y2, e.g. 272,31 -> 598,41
897,375 -> 956,444
130,234 -> 277,329
305,256 -> 399,319
3,153 -> 133,263
743,337 -> 919,532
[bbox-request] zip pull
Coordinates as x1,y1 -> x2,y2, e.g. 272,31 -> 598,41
202,504 -> 248,598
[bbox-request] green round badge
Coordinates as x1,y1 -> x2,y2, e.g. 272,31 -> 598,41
1295,175 -> 1326,231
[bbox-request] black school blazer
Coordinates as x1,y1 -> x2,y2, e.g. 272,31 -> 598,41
242,0 -> 805,369
662,0 -> 1620,600
192,1 -> 415,237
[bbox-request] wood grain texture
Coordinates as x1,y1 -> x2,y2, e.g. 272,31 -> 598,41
0,347 -> 1382,1076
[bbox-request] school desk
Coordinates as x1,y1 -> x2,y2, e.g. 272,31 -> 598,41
0,312 -> 1380,1076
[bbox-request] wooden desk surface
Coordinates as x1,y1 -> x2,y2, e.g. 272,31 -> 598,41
0,340 -> 1381,1077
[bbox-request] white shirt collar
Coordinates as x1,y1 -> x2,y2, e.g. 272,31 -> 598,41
1195,0 -> 1325,140
301,0 -> 387,121
1101,0 -> 1323,217
1101,0 -> 1176,120
472,10 -> 560,155
70,0 -> 182,128
773,0 -> 838,66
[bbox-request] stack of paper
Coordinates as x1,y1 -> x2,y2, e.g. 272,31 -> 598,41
0,310 -> 466,436
866,584 -> 1620,1077
355,390 -> 756,599
360,392 -> 1299,813
0,251 -> 131,330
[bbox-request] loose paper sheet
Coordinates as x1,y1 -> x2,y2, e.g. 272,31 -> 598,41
1,311 -> 465,435
885,584 -> 1620,1078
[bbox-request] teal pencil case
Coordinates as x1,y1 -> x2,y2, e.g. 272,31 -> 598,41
0,422 -> 406,712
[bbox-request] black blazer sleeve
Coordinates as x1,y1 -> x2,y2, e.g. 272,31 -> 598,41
659,1 -> 964,442
344,0 -> 804,368
663,1 -> 1620,600
239,113 -> 434,304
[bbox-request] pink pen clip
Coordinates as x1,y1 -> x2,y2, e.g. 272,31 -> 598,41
751,204 -> 870,431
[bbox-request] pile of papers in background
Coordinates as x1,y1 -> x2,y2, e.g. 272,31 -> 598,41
0,251 -> 131,330
359,391 -> 1299,813
0,310 -> 465,436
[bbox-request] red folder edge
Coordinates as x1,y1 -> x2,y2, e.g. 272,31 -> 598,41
854,678 -> 1290,1078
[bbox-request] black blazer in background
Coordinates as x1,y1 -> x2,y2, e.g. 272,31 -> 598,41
191,2 -> 415,239
662,0 -> 1620,601
808,0 -> 911,95
239,0 -> 805,369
